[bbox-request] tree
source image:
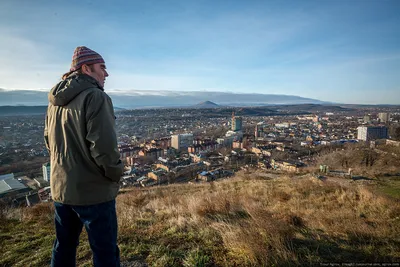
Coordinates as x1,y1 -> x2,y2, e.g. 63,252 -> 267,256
389,124 -> 400,140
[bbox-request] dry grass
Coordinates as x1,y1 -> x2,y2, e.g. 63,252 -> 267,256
1,171 -> 400,266
315,144 -> 400,177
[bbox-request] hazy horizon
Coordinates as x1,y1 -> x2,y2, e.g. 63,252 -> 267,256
0,88 -> 334,109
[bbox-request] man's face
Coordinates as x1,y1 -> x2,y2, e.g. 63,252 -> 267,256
85,63 -> 109,88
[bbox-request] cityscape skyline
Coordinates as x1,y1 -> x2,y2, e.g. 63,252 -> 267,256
1,0 -> 399,104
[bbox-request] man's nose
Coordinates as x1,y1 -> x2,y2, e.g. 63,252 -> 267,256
105,70 -> 109,77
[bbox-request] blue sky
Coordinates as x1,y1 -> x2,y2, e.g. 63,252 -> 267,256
0,0 -> 399,104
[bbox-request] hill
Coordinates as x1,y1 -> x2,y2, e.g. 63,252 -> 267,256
314,142 -> 400,178
1,171 -> 399,266
0,105 -> 48,116
193,101 -> 220,109
0,105 -> 125,116
0,88 -> 329,108
271,103 -> 352,112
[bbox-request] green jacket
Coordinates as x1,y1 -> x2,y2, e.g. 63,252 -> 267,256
44,74 -> 124,205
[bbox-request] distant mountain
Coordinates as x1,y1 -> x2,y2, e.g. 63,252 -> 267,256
193,101 -> 220,108
271,104 -> 351,112
0,105 -> 47,116
0,105 -> 125,116
235,107 -> 277,116
0,88 -> 330,108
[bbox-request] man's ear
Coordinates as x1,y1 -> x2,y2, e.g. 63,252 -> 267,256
81,64 -> 90,75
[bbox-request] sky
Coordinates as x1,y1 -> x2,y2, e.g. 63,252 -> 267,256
0,0 -> 399,104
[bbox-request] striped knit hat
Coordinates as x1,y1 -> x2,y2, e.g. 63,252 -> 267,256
70,46 -> 105,72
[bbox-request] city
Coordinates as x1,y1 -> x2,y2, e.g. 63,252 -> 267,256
1,104 -> 399,206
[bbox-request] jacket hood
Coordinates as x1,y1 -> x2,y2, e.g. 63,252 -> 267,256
48,74 -> 103,106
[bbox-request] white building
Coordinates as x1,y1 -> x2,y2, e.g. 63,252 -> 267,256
378,113 -> 390,123
42,162 -> 51,182
225,130 -> 243,140
217,136 -> 235,147
357,126 -> 388,141
171,134 -> 193,150
275,123 -> 290,129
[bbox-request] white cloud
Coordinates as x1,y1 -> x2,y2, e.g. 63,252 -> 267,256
106,72 -> 206,91
0,28 -> 66,89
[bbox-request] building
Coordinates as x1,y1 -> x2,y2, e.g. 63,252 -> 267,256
232,140 -> 243,149
363,115 -> 371,123
42,162 -> 50,182
378,113 -> 390,123
118,145 -> 141,159
271,159 -> 305,172
0,177 -> 29,198
151,137 -> 171,149
255,123 -> 266,138
225,130 -> 243,141
217,136 -> 235,148
171,134 -> 194,150
275,123 -> 290,129
147,169 -> 168,183
188,141 -> 218,154
138,148 -> 164,160
357,126 -> 388,141
126,156 -> 137,166
231,112 -> 242,132
0,173 -> 14,181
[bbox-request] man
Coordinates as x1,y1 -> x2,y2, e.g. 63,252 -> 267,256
44,46 -> 124,267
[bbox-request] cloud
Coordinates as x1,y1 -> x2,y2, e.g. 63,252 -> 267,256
106,73 -> 206,91
0,27 -> 66,89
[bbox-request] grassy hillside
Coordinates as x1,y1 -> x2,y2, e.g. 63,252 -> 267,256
315,143 -> 400,177
1,172 -> 400,266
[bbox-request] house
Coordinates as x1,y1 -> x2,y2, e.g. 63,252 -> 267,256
0,173 -> 14,181
251,147 -> 272,157
197,168 -> 232,182
271,159 -> 305,172
198,171 -> 214,182
155,163 -> 170,172
139,148 -> 164,160
258,161 -> 271,169
0,176 -> 30,198
147,169 -> 168,184
26,192 -> 41,207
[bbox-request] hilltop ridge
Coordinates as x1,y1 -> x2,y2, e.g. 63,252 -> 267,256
193,101 -> 220,108
1,170 -> 399,266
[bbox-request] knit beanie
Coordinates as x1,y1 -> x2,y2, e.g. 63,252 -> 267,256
70,46 -> 105,72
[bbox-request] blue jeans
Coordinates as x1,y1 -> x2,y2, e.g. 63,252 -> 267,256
51,200 -> 120,267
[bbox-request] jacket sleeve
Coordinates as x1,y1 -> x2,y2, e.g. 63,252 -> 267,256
85,90 -> 124,182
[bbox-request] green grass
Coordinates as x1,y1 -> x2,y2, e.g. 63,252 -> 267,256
376,176 -> 400,199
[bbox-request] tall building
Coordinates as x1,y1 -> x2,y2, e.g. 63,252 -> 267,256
363,115 -> 371,123
357,126 -> 388,141
255,123 -> 266,138
217,137 -> 234,148
171,134 -> 194,150
378,113 -> 390,123
231,112 -> 242,132
42,162 -> 50,182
